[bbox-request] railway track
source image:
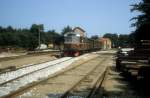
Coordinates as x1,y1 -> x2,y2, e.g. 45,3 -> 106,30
0,53 -> 96,98
12,54 -> 112,98
0,57 -> 72,85
0,56 -> 79,98
61,58 -> 109,98
0,51 -> 60,74
0,58 -> 57,74
0,50 -> 60,62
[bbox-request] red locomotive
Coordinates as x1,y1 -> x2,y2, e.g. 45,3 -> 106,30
63,27 -> 101,56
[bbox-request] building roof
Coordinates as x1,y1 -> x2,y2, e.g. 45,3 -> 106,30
73,27 -> 85,32
99,38 -> 111,42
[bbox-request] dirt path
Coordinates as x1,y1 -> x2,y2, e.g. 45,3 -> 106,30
101,66 -> 139,98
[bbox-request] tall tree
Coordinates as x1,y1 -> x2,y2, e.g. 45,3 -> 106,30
103,33 -> 130,48
61,25 -> 72,35
30,24 -> 44,36
45,30 -> 60,45
118,34 -> 130,48
17,29 -> 31,49
29,24 -> 44,50
91,35 -> 99,40
0,24 -> 65,51
131,0 -> 150,44
6,26 -> 14,32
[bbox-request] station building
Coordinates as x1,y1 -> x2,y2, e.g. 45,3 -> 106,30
99,38 -> 112,50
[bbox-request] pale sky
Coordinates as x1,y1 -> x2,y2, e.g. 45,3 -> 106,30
0,0 -> 140,36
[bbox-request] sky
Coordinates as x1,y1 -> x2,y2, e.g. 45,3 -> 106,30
0,0 -> 140,37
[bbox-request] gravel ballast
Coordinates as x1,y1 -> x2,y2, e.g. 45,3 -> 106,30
0,54 -> 90,97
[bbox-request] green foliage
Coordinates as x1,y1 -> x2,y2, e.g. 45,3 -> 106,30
29,24 -> 44,50
61,25 -> 72,35
30,24 -> 44,36
129,32 -> 136,46
90,35 -> 99,40
45,30 -> 61,45
118,34 -> 130,47
0,26 -> 19,46
103,33 -> 130,48
0,24 -> 62,50
130,0 -> 150,45
131,0 -> 150,27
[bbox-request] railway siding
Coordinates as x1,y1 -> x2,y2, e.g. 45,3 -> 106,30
0,53 -> 96,98
0,57 -> 72,85
62,56 -> 113,98
0,54 -> 57,73
14,53 -> 113,98
0,57 -> 73,97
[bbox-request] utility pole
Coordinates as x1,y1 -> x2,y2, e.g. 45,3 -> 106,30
38,27 -> 41,50
117,34 -> 120,48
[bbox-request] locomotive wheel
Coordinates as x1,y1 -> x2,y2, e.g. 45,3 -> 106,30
74,52 -> 80,57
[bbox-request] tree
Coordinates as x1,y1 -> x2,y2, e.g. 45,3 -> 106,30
17,30 -> 31,49
0,32 -> 3,46
130,0 -> 150,44
61,25 -> 72,35
29,24 -> 44,50
0,26 -> 4,46
0,24 -> 65,51
30,24 -> 44,36
103,33 -> 131,48
0,26 -> 20,47
91,35 -> 99,40
129,32 -> 136,46
6,26 -> 14,32
118,34 -> 130,48
45,30 -> 60,45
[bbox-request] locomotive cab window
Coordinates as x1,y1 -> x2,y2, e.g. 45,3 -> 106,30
64,32 -> 80,43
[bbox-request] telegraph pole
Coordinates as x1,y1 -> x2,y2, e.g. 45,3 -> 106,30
38,27 -> 41,50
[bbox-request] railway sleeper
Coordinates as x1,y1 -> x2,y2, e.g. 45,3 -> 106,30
64,68 -> 108,98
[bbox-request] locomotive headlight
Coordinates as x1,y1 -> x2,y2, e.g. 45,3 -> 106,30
76,34 -> 80,37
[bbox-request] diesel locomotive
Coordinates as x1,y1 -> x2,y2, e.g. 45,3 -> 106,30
63,27 -> 101,56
